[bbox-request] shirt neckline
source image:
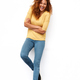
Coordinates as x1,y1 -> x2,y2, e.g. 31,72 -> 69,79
39,11 -> 47,18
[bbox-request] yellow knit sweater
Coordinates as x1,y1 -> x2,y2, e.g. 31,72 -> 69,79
24,6 -> 51,40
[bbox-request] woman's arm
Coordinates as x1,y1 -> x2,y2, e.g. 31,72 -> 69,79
24,18 -> 40,29
24,18 -> 46,34
32,28 -> 46,35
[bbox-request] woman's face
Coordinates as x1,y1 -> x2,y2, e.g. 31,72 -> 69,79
39,0 -> 47,12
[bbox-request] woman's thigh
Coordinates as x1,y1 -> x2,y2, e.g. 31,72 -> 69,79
34,41 -> 45,64
20,38 -> 34,56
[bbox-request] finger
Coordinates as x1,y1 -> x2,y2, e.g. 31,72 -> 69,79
26,18 -> 29,21
26,19 -> 29,21
26,18 -> 31,21
27,18 -> 31,21
26,19 -> 30,23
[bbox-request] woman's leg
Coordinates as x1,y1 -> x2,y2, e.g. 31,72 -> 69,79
20,38 -> 34,70
33,40 -> 45,80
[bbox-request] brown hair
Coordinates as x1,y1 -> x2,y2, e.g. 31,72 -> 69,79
30,0 -> 53,20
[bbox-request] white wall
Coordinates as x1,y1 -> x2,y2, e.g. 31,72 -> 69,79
0,0 -> 80,80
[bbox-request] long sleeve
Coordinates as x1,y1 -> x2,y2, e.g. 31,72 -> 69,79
42,12 -> 51,31
24,6 -> 32,22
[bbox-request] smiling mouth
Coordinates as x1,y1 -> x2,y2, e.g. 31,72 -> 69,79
40,7 -> 44,9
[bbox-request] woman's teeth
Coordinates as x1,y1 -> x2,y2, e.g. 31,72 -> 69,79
40,7 -> 44,9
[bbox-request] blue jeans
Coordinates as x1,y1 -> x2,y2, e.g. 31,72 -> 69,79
20,38 -> 45,80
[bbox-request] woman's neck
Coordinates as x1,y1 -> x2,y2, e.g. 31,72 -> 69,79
40,11 -> 45,16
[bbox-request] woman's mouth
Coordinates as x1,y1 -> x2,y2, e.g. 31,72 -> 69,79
40,7 -> 44,9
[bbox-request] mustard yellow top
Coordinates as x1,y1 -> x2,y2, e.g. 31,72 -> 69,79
24,6 -> 51,41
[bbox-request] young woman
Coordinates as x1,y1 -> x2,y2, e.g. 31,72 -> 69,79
20,0 -> 52,80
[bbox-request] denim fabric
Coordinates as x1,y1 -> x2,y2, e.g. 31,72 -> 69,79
20,38 -> 45,80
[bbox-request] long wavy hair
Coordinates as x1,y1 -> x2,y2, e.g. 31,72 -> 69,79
30,0 -> 53,20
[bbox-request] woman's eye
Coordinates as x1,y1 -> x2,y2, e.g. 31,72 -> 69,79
40,3 -> 46,5
44,4 -> 46,5
40,2 -> 42,4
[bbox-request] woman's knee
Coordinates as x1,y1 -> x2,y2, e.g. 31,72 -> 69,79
20,51 -> 23,59
20,51 -> 27,59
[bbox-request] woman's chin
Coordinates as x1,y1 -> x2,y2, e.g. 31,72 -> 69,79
40,9 -> 44,12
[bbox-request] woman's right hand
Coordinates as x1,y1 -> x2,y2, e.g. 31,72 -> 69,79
26,18 -> 31,24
